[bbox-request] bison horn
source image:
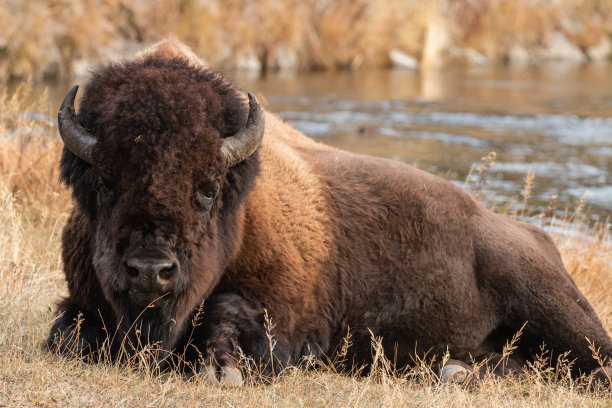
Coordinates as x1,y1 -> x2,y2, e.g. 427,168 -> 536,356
58,85 -> 97,164
221,92 -> 265,167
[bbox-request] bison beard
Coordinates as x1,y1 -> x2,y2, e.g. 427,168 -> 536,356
46,39 -> 612,386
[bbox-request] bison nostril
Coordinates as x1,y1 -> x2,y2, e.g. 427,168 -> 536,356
125,257 -> 176,284
125,263 -> 139,278
158,263 -> 177,281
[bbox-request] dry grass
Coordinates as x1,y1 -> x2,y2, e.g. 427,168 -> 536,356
457,0 -> 612,59
1,0 -> 611,80
1,88 -> 611,406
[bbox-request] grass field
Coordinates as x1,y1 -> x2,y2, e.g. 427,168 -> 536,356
0,85 -> 611,407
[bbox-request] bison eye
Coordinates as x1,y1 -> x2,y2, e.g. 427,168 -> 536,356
195,185 -> 219,212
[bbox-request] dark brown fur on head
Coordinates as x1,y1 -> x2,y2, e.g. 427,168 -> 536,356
59,56 -> 259,347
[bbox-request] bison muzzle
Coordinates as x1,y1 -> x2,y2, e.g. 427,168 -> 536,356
46,39 -> 612,387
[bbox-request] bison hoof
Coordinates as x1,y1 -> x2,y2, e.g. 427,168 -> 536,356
220,366 -> 244,387
440,361 -> 470,384
200,363 -> 244,387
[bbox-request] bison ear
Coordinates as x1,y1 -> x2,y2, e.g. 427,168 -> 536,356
220,92 -> 265,167
58,85 -> 97,164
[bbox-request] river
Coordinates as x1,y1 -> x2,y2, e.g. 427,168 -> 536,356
28,63 -> 612,222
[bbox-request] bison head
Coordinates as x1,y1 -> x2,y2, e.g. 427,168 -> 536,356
58,57 -> 264,349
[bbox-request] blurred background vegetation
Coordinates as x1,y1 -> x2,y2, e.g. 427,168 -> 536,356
1,0 -> 611,81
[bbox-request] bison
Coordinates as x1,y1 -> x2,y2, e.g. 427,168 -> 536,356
47,39 -> 612,386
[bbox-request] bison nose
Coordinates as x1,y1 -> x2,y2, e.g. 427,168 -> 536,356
124,257 -> 178,289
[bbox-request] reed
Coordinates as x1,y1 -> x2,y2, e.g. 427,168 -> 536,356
1,0 -> 610,80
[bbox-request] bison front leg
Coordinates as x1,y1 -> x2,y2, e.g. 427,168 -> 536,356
46,298 -> 113,360
192,293 -> 291,386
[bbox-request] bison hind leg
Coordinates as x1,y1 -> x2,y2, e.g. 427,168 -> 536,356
472,352 -> 524,378
505,279 -> 612,377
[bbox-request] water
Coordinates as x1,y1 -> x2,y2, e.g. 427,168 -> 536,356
235,64 -> 612,221
29,63 -> 612,221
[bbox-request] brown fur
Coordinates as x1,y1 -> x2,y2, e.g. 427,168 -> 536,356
47,40 -> 612,382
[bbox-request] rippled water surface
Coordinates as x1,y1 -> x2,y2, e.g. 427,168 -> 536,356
236,64 -> 612,221
38,63 -> 612,220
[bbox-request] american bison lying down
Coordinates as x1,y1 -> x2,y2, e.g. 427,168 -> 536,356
47,39 -> 612,386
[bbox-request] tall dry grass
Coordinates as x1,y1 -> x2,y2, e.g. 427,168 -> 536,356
456,0 -> 612,59
1,0 -> 611,80
0,86 -> 611,406
0,83 -> 69,377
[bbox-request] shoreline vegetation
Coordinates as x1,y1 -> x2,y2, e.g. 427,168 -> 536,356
1,0 -> 611,81
1,83 -> 611,406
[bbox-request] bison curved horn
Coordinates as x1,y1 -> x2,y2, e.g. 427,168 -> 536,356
58,85 -> 97,164
221,92 -> 265,167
